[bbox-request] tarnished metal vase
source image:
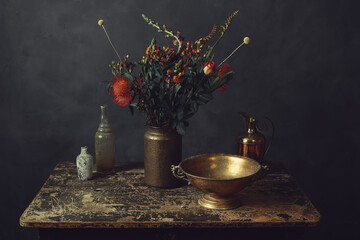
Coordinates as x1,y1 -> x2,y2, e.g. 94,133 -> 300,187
144,127 -> 182,188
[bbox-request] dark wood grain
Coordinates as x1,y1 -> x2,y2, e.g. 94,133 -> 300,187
20,162 -> 320,229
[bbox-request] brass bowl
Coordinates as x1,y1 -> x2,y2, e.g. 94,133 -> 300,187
172,153 -> 261,210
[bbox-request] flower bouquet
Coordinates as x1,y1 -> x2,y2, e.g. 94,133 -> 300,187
98,10 -> 249,135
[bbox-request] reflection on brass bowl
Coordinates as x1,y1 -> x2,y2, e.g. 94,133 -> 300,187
172,153 -> 261,210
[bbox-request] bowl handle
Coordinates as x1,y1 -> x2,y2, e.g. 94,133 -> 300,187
252,164 -> 270,183
171,165 -> 189,183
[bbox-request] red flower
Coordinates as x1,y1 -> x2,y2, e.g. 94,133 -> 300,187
109,74 -> 131,106
217,63 -> 232,91
217,83 -> 228,91
203,61 -> 216,75
217,62 -> 232,78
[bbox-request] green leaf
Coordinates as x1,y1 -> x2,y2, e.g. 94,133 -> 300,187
176,122 -> 186,135
210,70 -> 234,92
191,101 -> 198,112
129,102 -> 137,107
196,91 -> 213,105
150,37 -> 156,46
154,69 -> 162,79
175,59 -> 183,69
175,84 -> 181,93
186,89 -> 193,98
123,72 -> 134,83
177,108 -> 184,120
219,70 -> 235,80
199,92 -> 213,102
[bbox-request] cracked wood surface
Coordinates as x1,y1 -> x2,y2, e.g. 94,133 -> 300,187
20,162 -> 320,229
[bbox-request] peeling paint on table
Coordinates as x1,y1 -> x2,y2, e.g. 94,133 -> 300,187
20,162 -> 320,229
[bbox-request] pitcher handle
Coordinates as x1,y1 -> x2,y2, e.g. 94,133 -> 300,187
257,116 -> 275,157
171,165 -> 189,183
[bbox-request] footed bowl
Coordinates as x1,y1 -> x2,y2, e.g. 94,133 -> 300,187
172,153 -> 261,210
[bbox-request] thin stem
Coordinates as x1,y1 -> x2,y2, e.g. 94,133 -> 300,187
218,42 -> 245,67
204,32 -> 223,60
142,15 -> 182,54
152,25 -> 182,54
211,37 -> 221,49
208,29 -> 224,55
101,25 -> 122,62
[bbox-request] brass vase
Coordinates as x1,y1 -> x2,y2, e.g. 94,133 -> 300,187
144,127 -> 182,188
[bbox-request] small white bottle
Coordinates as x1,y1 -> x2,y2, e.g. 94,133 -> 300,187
76,147 -> 94,180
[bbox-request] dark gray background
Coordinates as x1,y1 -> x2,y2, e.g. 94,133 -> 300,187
1,0 -> 359,239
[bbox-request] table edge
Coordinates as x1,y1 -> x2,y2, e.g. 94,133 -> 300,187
20,218 -> 321,229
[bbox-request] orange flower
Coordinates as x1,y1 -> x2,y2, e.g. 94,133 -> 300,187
109,74 -> 131,106
166,69 -> 172,74
178,72 -> 184,77
173,76 -> 181,83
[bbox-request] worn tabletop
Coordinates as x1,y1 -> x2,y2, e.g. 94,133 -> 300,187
20,162 -> 320,229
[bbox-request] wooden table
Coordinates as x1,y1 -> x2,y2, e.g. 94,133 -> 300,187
20,162 -> 320,240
